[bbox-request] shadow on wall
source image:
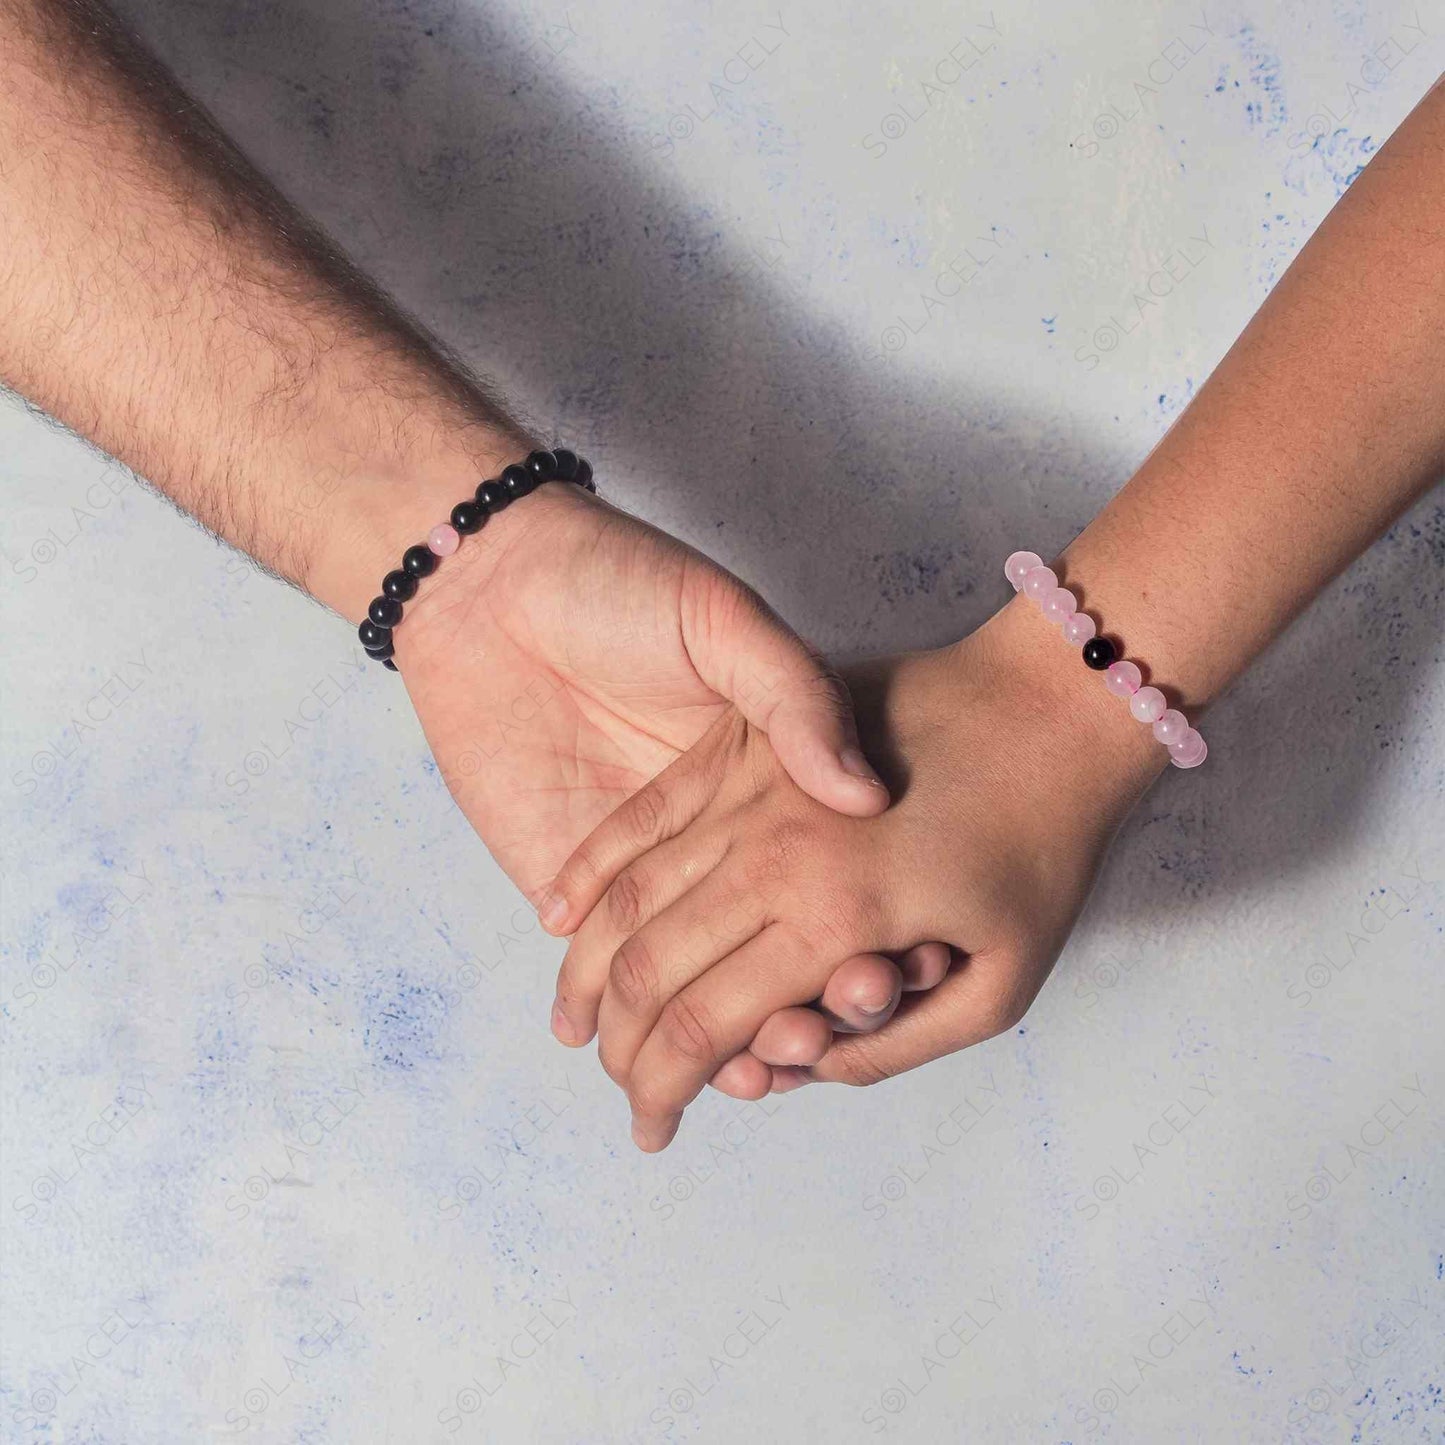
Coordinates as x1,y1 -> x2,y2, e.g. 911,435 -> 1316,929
111,0 -> 1442,940
110,0 -> 1121,655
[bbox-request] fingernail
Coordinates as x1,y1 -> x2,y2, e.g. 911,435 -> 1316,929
550,1000 -> 578,1044
838,747 -> 886,788
538,891 -> 568,931
856,996 -> 892,1017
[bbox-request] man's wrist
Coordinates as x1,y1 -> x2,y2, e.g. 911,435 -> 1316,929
298,416 -> 538,621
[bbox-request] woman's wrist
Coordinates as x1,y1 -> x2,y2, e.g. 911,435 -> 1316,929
962,596 -> 1167,814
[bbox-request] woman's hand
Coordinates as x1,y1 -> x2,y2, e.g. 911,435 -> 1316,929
390,481 -> 944,1058
543,598 -> 1166,1148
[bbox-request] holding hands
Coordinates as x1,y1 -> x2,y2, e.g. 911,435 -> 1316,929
535,68 -> 1445,1143
543,601 -> 1164,1149
4,0 -> 1440,1156
383,479 -> 959,1090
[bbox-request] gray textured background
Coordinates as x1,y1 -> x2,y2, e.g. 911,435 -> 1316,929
2,1 -> 1442,1440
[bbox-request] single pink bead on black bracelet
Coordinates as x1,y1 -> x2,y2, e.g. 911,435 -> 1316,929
1004,549 -> 1207,769
357,448 -> 596,670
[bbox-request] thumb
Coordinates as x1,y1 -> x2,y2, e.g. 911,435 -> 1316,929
807,956 -> 1026,1087
682,564 -> 889,816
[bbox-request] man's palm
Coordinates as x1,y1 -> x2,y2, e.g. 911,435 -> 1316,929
395,485 -> 870,899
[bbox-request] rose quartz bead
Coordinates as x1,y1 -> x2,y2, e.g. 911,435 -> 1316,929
1129,686 -> 1166,724
1022,565 -> 1057,601
1005,551 -> 1043,591
1043,587 -> 1076,624
1062,612 -> 1097,645
1152,709 -> 1189,746
427,523 -> 460,557
1169,730 -> 1207,768
1104,660 -> 1142,697
1169,726 -> 1202,757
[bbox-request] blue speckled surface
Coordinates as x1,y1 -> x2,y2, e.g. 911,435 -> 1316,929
2,2 -> 1442,1440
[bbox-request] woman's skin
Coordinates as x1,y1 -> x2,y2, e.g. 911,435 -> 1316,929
544,73 -> 1445,1149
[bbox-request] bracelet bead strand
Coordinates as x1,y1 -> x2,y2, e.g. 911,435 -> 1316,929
356,448 -> 596,671
1004,549 -> 1207,769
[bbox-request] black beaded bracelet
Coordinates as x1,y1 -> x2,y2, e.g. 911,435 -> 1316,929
357,448 -> 595,669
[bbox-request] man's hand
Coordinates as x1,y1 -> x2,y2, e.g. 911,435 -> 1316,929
375,474 -> 942,1068
0,0 -> 927,1083
391,478 -> 890,906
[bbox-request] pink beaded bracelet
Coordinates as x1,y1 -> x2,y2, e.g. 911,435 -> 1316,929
1004,550 -> 1207,769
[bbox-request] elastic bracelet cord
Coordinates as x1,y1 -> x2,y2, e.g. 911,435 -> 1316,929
1004,550 -> 1208,769
357,448 -> 595,669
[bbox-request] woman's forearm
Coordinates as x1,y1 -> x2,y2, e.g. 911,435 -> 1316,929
1050,74 -> 1443,734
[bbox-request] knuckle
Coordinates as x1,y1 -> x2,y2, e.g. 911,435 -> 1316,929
606,868 -> 648,934
657,994 -> 720,1065
830,1039 -> 894,1088
799,666 -> 852,718
625,785 -> 666,848
760,642 -> 853,724
609,937 -> 658,1012
554,849 -> 596,899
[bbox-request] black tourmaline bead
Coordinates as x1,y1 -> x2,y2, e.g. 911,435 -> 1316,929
450,500 -> 485,534
550,447 -> 580,481
525,449 -> 558,482
382,568 -> 418,602
1081,637 -> 1117,671
382,658 -> 398,671
502,464 -> 536,500
368,595 -> 403,628
364,637 -> 394,661
403,544 -> 438,578
358,618 -> 391,650
475,481 -> 510,512
575,457 -> 594,492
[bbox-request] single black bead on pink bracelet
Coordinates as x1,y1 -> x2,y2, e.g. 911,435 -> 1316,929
403,544 -> 438,578
550,448 -> 579,481
364,636 -> 394,661
1007,546 -> 1209,767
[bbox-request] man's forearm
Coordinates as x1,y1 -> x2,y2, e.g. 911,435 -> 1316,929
0,0 -> 530,619
1057,75 -> 1444,721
